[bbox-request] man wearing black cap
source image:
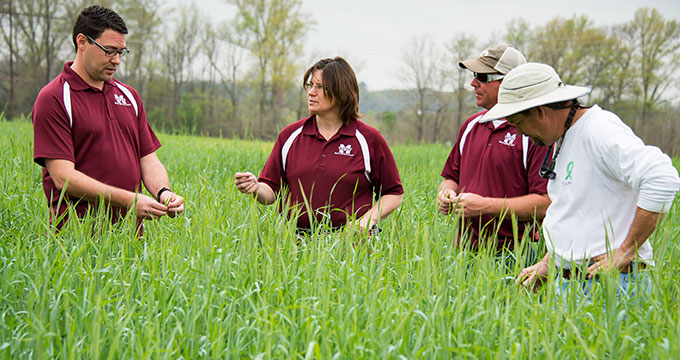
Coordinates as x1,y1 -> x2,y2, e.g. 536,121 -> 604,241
438,45 -> 551,255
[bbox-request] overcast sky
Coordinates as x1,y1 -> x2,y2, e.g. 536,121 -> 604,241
164,0 -> 680,90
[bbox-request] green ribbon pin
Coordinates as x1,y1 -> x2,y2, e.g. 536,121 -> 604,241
565,161 -> 574,180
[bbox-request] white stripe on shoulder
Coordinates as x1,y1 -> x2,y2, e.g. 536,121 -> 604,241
522,134 -> 529,169
115,81 -> 138,116
281,126 -> 304,172
63,81 -> 73,128
459,114 -> 483,155
355,129 -> 371,182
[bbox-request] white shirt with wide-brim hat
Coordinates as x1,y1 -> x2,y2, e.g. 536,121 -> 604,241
541,105 -> 679,267
481,62 -> 680,267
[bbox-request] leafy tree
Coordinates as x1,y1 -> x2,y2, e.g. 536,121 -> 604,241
0,0 -> 72,115
400,35 -> 439,143
624,8 -> 680,120
228,0 -> 310,138
503,17 -> 532,54
591,24 -> 636,110
177,92 -> 201,134
381,111 -> 396,131
445,33 -> 476,132
528,15 -> 612,86
116,0 -> 163,97
202,20 -> 247,136
2,0 -> 16,117
162,3 -> 202,117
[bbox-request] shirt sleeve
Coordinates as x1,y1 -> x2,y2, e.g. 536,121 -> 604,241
131,88 -> 161,157
593,115 -> 680,214
33,86 -> 74,166
258,134 -> 285,193
525,139 -> 550,194
369,132 -> 404,197
441,123 -> 465,183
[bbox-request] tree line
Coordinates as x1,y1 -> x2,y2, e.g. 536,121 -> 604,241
397,9 -> 680,153
1,1 -> 679,153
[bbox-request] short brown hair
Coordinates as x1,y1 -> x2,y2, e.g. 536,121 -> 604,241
303,57 -> 361,124
72,5 -> 128,51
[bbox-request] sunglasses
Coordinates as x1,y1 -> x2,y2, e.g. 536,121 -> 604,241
474,72 -> 505,83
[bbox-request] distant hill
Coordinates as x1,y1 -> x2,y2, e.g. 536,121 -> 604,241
359,83 -> 412,113
358,83 -> 463,114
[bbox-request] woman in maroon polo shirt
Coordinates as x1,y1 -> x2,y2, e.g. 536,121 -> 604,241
235,56 -> 404,234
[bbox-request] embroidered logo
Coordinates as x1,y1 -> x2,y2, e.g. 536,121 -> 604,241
499,132 -> 516,146
565,161 -> 574,180
561,161 -> 574,187
114,94 -> 131,106
334,144 -> 354,156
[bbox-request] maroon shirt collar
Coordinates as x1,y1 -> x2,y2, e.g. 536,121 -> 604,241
62,61 -> 114,92
301,115 -> 357,139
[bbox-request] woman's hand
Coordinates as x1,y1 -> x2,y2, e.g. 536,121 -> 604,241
234,172 -> 259,194
234,172 -> 276,205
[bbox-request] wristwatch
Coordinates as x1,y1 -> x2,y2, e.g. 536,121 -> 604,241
157,187 -> 171,202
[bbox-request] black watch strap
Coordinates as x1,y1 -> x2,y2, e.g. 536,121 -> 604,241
157,187 -> 171,202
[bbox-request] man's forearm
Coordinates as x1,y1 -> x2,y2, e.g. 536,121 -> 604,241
616,207 -> 663,261
357,193 -> 403,230
439,179 -> 459,194
46,160 -> 137,208
370,193 -> 403,222
479,193 -> 550,220
140,153 -> 171,199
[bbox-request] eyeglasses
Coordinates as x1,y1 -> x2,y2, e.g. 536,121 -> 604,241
474,72 -> 505,83
304,82 -> 324,92
85,34 -> 130,58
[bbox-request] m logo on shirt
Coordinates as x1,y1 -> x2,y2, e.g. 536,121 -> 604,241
499,132 -> 516,146
114,94 -> 131,106
334,144 -> 354,156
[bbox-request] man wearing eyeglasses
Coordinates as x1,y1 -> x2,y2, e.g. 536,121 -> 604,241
438,45 -> 551,258
478,63 -> 680,296
32,5 -> 184,232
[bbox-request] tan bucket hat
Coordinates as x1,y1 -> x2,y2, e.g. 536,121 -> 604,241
458,45 -> 527,74
480,62 -> 591,123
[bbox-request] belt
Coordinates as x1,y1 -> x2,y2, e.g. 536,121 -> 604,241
562,261 -> 647,279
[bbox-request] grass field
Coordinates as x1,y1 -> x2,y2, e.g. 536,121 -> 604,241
1,116 -> 680,359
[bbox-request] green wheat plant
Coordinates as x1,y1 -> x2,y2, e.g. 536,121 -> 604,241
1,115 -> 679,359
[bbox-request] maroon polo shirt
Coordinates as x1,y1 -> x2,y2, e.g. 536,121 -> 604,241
441,110 -> 549,250
258,115 -> 403,228
33,62 -> 161,228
